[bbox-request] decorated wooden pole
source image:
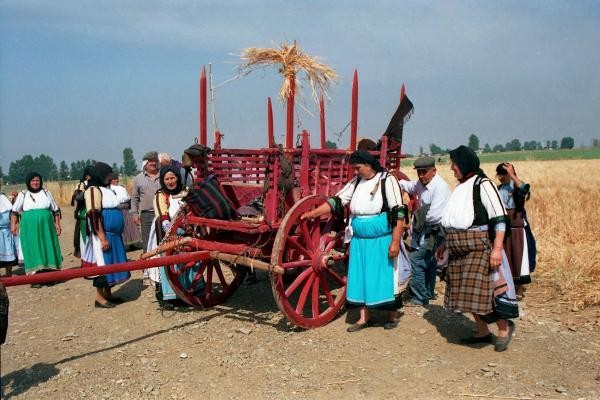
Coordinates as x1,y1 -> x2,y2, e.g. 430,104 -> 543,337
268,97 -> 275,147
286,75 -> 295,149
0,251 -> 211,287
200,66 -> 207,146
350,69 -> 358,151
320,94 -> 326,149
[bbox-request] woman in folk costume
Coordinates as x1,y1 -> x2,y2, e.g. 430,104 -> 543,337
496,163 -> 536,300
10,172 -> 62,282
71,165 -> 93,258
0,181 -> 18,277
436,146 -> 518,352
301,150 -> 408,332
146,165 -> 203,310
110,175 -> 142,249
82,163 -> 130,308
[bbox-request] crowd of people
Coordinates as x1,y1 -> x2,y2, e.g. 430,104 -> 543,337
0,146 -> 536,352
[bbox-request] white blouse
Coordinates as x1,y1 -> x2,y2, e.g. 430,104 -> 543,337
11,190 -> 60,213
110,184 -> 131,204
335,172 -> 403,216
0,193 -> 13,213
441,175 -> 506,230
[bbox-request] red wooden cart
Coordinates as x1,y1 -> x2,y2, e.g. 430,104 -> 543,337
156,67 -> 411,328
0,66 -> 412,330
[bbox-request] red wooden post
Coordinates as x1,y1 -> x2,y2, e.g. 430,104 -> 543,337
350,69 -> 358,151
200,66 -> 207,146
320,94 -> 326,149
300,130 -> 311,195
268,97 -> 275,147
286,75 -> 295,149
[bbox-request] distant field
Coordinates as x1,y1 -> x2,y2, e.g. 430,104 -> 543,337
402,147 -> 600,167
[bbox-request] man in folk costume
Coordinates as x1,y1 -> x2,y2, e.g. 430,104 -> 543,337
399,156 -> 451,306
131,151 -> 161,252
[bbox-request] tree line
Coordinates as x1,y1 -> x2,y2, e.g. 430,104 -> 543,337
429,134 -> 578,155
1,148 -> 138,185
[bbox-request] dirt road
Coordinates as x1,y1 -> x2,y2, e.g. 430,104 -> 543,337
1,206 -> 599,399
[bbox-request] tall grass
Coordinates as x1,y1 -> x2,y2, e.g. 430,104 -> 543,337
403,159 -> 600,308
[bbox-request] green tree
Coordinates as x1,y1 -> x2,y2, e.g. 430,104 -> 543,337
483,143 -> 492,153
7,155 -> 34,184
546,140 -> 551,149
122,147 -> 137,176
560,136 -> 575,149
325,140 -> 337,149
0,166 -> 4,183
523,141 -> 537,151
505,139 -> 521,151
111,162 -> 119,175
59,161 -> 70,180
430,143 -> 444,155
31,154 -> 58,180
468,134 -> 480,151
551,140 -> 558,150
492,144 -> 505,152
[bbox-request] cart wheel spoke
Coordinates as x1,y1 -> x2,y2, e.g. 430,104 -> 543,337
311,276 -> 320,318
286,237 -> 312,259
204,262 -> 214,300
295,273 -> 316,314
214,261 -> 229,292
280,259 -> 312,270
284,267 -> 313,298
319,274 -> 336,308
299,220 -> 315,252
324,268 -> 346,286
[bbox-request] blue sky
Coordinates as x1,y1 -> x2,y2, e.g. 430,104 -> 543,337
1,1 -> 599,171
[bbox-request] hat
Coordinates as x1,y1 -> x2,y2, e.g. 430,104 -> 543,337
143,151 -> 158,161
413,156 -> 435,169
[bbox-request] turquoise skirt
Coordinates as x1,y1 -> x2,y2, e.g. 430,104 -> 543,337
346,213 -> 397,310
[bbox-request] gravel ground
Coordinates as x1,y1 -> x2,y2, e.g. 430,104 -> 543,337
1,206 -> 599,399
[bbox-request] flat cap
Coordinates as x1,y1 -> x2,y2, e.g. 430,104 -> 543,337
413,156 -> 435,169
142,151 -> 158,161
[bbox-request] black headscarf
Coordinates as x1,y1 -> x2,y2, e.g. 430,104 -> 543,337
25,172 -> 43,193
89,162 -> 113,187
81,165 -> 94,183
348,150 -> 384,172
449,145 -> 485,181
496,163 -> 512,176
159,165 -> 183,195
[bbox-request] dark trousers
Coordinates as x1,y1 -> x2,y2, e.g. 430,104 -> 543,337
140,211 -> 154,252
408,234 -> 442,305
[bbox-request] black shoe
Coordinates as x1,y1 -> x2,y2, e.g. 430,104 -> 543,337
383,319 -> 400,330
107,297 -> 125,304
461,333 -> 493,344
346,320 -> 373,333
94,300 -> 116,309
30,284 -> 42,289
495,320 -> 516,352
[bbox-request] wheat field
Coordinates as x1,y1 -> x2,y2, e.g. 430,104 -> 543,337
9,159 -> 599,308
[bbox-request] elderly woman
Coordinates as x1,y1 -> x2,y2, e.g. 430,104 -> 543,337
0,181 -> 18,277
146,165 -> 204,310
436,146 -> 518,352
82,163 -> 130,308
301,150 -> 406,331
10,172 -> 62,283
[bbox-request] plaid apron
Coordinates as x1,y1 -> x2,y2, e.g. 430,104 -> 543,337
444,230 -> 494,315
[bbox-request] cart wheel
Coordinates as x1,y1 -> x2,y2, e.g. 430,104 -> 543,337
163,209 -> 247,307
271,195 -> 348,328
